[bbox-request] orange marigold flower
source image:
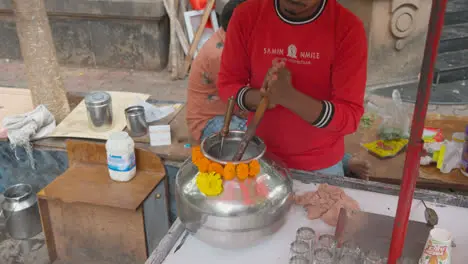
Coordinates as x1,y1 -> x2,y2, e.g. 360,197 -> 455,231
237,163 -> 249,181
249,159 -> 260,177
195,157 -> 210,173
223,163 -> 236,181
191,146 -> 203,163
209,162 -> 224,176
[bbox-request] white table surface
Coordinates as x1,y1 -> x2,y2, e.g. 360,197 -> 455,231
163,181 -> 468,264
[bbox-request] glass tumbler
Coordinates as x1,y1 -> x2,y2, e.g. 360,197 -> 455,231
338,253 -> 361,264
290,240 -> 310,260
296,227 -> 316,248
363,250 -> 384,264
312,248 -> 334,264
289,256 -> 310,264
339,240 -> 360,258
317,234 -> 337,249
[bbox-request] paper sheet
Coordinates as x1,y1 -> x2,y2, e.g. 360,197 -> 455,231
0,87 -> 34,131
137,99 -> 182,123
50,91 -> 149,140
149,125 -> 172,146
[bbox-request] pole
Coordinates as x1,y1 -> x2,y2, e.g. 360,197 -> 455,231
387,0 -> 448,262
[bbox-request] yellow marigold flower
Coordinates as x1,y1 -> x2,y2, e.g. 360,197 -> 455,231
196,172 -> 223,196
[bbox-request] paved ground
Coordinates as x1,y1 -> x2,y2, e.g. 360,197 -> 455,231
0,59 -> 187,102
1,59 -> 467,116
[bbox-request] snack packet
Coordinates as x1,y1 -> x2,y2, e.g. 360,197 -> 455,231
361,139 -> 409,159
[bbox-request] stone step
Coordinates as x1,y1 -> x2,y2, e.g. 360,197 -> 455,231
445,11 -> 468,26
445,0 -> 468,25
439,23 -> 468,53
446,0 -> 468,13
371,80 -> 468,105
434,49 -> 468,83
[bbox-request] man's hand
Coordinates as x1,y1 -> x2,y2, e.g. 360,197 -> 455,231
261,65 -> 296,107
243,62 -> 283,110
261,61 -> 324,124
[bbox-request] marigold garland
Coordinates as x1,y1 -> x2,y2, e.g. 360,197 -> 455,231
236,163 -> 249,181
191,147 -> 261,182
223,163 -> 236,180
249,159 -> 261,177
191,146 -> 203,163
195,157 -> 210,173
209,162 -> 224,177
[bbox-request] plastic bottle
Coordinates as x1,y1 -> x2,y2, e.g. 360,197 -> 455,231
461,125 -> 468,177
106,131 -> 136,181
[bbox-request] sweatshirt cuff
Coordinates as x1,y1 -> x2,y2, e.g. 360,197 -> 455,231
236,86 -> 254,112
311,100 -> 335,128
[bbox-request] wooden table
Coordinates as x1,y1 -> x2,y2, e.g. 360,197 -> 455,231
38,140 -> 170,264
345,114 -> 468,190
157,180 -> 468,264
32,92 -> 191,162
5,89 -> 468,191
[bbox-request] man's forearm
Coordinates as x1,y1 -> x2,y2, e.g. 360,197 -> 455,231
237,87 -> 262,111
281,89 -> 326,126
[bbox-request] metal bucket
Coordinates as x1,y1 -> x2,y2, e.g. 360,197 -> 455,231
1,184 -> 42,239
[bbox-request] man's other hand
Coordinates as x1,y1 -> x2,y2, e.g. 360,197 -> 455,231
262,65 -> 295,107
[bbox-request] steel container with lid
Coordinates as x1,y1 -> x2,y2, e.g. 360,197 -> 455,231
125,105 -> 148,137
1,184 -> 42,239
85,91 -> 113,131
175,131 -> 293,249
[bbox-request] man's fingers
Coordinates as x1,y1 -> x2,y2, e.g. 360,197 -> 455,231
268,67 -> 279,77
272,58 -> 286,67
261,66 -> 278,93
261,69 -> 272,90
270,73 -> 278,81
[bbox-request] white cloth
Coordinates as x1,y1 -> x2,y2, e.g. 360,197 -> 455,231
1,105 -> 56,169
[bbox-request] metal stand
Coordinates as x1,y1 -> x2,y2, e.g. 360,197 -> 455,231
388,0 -> 449,262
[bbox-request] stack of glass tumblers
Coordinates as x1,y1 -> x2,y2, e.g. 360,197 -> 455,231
289,227 -> 388,264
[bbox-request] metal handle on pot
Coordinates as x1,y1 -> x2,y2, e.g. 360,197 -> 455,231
0,203 -> 18,224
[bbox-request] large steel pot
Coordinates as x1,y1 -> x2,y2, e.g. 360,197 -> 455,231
175,131 -> 293,249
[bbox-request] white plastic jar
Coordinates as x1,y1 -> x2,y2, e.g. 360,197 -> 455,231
105,131 -> 136,182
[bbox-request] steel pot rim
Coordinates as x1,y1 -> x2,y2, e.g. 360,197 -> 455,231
4,183 -> 33,202
125,105 -> 145,116
200,130 -> 266,165
85,91 -> 112,107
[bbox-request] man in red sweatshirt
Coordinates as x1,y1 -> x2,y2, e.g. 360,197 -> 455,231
218,0 -> 367,176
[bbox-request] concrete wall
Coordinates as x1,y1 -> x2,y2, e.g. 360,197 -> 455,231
0,0 -> 169,71
340,0 -> 431,88
0,0 -> 432,77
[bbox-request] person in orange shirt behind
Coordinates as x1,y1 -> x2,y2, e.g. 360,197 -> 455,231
186,0 -> 248,143
185,0 -> 370,179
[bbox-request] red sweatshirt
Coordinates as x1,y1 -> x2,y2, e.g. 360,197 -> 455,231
218,0 -> 367,171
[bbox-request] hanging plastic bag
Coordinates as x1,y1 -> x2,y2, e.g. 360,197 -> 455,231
376,90 -> 410,140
